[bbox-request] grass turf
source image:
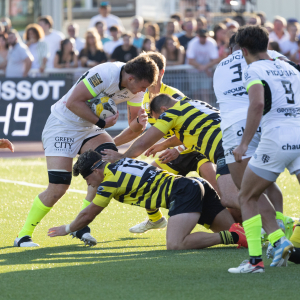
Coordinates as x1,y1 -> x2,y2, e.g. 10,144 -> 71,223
0,157 -> 299,300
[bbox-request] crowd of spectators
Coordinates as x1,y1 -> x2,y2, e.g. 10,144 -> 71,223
1,0 -> 300,78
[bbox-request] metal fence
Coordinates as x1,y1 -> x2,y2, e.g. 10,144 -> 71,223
1,65 -> 218,130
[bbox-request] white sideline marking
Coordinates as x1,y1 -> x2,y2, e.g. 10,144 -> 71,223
0,178 -> 86,194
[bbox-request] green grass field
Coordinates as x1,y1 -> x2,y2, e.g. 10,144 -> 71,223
0,157 -> 299,300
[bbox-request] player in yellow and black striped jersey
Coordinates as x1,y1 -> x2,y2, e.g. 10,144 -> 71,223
48,150 -> 248,250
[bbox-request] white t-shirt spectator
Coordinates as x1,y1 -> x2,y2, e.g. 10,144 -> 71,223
280,40 -> 298,56
6,42 -> 34,77
28,41 -> 49,70
269,31 -> 290,48
75,37 -> 85,53
89,14 -> 125,35
186,36 -> 218,65
43,30 -> 65,68
103,39 -> 123,56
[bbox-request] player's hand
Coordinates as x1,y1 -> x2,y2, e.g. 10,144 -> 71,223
48,225 -> 68,237
0,139 -> 14,152
197,64 -> 207,72
145,143 -> 166,157
158,148 -> 179,164
233,144 -> 248,163
137,108 -> 148,130
101,149 -> 123,163
104,111 -> 119,129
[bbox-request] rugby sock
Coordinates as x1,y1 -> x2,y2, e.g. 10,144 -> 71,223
81,199 -> 91,210
268,229 -> 285,247
290,222 -> 300,247
18,195 -> 52,238
219,231 -> 239,244
147,209 -> 163,223
243,214 -> 262,257
276,211 -> 285,223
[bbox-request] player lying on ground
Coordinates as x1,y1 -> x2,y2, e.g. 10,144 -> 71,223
14,54 -> 158,247
102,93 -> 278,241
118,52 -> 231,234
48,150 -> 248,250
213,33 -> 294,241
228,25 -> 300,273
0,139 -> 14,152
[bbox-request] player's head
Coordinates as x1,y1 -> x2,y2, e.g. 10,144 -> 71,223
141,51 -> 166,80
235,25 -> 269,57
124,54 -> 159,94
229,32 -> 239,54
150,93 -> 176,119
73,150 -> 106,187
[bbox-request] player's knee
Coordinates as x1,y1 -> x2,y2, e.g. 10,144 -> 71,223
166,239 -> 183,250
48,170 -> 72,198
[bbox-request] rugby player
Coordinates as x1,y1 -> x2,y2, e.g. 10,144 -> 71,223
122,52 -> 221,234
14,55 -> 158,247
48,150 -> 248,250
213,33 -> 294,241
0,139 -> 14,152
228,25 -> 300,273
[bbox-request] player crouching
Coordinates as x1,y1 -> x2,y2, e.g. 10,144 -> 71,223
48,150 -> 247,250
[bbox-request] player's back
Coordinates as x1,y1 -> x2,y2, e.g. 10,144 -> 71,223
243,58 -> 300,130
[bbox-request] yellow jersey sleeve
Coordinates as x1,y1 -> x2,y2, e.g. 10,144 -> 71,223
153,111 -> 177,135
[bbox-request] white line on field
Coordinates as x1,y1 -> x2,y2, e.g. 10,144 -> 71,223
0,178 -> 86,194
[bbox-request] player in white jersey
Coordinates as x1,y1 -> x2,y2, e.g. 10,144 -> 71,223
228,25 -> 300,274
14,55 -> 159,248
213,34 -> 295,242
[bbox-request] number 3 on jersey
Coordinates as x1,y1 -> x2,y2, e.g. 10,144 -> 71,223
230,63 -> 242,82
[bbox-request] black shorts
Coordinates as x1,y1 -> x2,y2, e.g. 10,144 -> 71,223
215,145 -> 230,179
167,177 -> 225,228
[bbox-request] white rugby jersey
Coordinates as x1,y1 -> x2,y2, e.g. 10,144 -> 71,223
243,58 -> 300,131
51,62 -> 144,127
213,50 -> 283,132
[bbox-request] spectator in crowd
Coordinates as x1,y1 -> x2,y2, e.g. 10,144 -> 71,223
0,34 -> 8,71
161,36 -> 185,66
256,11 -> 267,26
144,22 -> 160,42
0,17 -> 12,33
79,29 -> 107,67
89,1 -> 124,35
184,8 -> 194,18
103,26 -> 122,57
264,21 -> 274,33
213,23 -> 229,59
95,21 -> 111,45
67,23 -> 85,53
197,0 -> 211,25
111,33 -> 138,63
38,15 -> 65,69
280,22 -> 300,58
23,24 -> 49,73
6,30 -> 33,77
0,23 -> 5,34
178,18 -> 196,50
156,19 -> 179,52
226,20 -> 239,31
141,36 -> 157,52
247,15 -> 261,25
54,38 -> 78,69
196,16 -> 207,31
268,41 -> 280,52
171,13 -> 185,37
233,15 -> 246,27
186,29 -> 219,102
131,16 -> 145,50
290,40 -> 300,63
269,16 -> 290,48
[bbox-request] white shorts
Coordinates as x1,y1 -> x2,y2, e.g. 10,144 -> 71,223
223,119 -> 261,164
249,126 -> 300,181
42,113 -> 105,158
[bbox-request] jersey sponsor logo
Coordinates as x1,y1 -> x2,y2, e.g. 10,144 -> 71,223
237,126 -> 261,136
277,107 -> 300,117
262,154 -> 270,163
218,53 -> 243,67
265,69 -> 297,77
223,86 -> 246,95
88,73 -> 103,88
282,143 -> 300,150
224,147 -> 235,157
54,136 -> 74,151
216,157 -> 226,168
244,72 -> 251,81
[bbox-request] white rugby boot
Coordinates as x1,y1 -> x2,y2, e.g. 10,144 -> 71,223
129,217 -> 168,233
14,236 -> 39,247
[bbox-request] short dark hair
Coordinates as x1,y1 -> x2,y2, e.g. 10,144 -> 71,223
109,25 -> 118,32
124,54 -> 159,85
38,15 -> 53,28
73,150 -> 103,177
150,94 -> 174,116
229,32 -> 237,48
235,25 -> 269,55
143,51 -> 166,71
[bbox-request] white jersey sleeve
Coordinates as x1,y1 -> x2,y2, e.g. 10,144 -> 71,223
127,91 -> 144,107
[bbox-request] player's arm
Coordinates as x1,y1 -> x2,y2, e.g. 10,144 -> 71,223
102,126 -> 165,162
48,203 -> 104,237
0,139 -> 14,152
233,83 -> 264,163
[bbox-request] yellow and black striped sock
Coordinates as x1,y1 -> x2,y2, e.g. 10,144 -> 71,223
147,209 -> 163,223
219,230 -> 239,245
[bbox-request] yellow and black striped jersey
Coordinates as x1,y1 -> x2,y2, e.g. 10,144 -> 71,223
143,83 -> 185,139
93,158 -> 176,209
153,99 -> 222,164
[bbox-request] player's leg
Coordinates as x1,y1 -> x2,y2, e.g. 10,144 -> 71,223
15,156 -> 72,247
